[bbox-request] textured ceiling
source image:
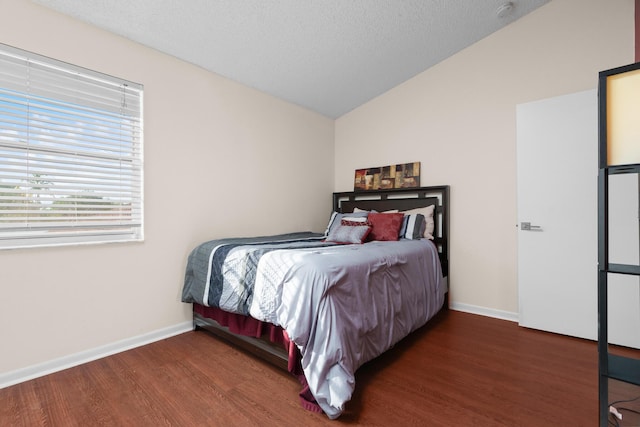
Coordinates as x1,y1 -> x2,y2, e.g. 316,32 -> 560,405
33,0 -> 550,118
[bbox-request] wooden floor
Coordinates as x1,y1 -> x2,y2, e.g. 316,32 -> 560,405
2,310 -> 637,426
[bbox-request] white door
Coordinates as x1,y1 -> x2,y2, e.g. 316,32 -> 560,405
517,90 -> 640,347
516,90 -> 598,340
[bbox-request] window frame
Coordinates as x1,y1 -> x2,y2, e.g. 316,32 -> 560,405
0,43 -> 144,249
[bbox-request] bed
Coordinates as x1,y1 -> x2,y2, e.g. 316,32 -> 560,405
181,186 -> 449,419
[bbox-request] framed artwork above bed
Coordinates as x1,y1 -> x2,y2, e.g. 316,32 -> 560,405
354,162 -> 420,191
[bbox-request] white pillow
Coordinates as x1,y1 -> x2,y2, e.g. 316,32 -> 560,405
352,208 -> 398,213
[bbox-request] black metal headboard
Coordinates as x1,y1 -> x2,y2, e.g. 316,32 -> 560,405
332,185 -> 449,278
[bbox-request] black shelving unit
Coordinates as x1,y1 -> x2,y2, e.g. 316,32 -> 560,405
598,62 -> 640,427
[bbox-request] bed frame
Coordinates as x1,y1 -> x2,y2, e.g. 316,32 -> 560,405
193,185 -> 450,369
333,185 -> 449,279
194,309 -> 291,370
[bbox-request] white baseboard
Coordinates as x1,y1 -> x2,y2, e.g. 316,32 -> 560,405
0,306 -> 518,390
0,321 -> 193,389
449,302 -> 519,323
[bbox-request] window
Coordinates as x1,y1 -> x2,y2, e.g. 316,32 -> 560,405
0,44 -> 143,249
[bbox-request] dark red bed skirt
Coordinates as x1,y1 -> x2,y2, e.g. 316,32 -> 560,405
193,304 -> 322,414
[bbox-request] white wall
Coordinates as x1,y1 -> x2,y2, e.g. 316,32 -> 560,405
335,0 -> 635,316
0,0 -> 334,377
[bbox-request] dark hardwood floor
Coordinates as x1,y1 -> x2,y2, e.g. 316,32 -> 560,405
2,310 -> 636,426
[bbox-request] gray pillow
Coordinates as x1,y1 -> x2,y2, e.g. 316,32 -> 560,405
323,211 -> 368,236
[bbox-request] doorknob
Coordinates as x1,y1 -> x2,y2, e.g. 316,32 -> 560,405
521,222 -> 542,231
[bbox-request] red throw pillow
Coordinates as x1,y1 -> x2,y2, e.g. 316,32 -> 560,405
367,212 -> 404,241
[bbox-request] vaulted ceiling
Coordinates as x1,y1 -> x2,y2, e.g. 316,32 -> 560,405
33,0 -> 550,118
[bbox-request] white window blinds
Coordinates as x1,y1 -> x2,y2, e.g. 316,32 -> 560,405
0,43 -> 143,249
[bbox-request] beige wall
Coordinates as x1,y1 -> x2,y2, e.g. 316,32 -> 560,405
335,0 -> 635,315
0,0 -> 334,375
